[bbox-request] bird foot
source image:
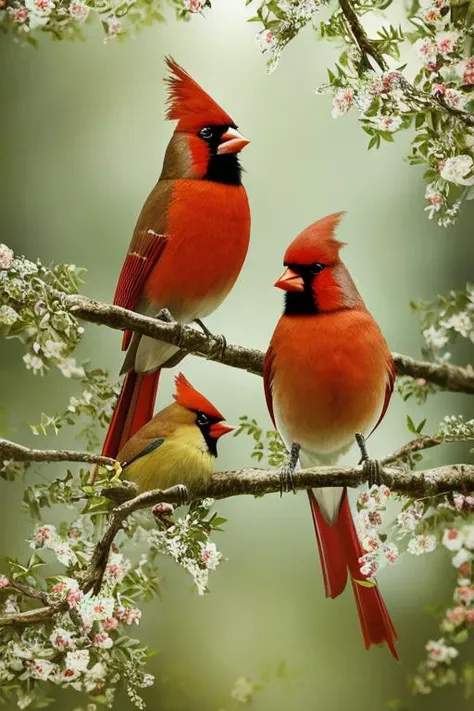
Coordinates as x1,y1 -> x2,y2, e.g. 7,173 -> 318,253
165,483 -> 189,507
355,432 -> 384,487
193,319 -> 227,360
157,308 -> 175,324
278,442 -> 300,496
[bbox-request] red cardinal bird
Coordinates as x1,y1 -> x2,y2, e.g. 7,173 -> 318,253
102,58 -> 251,459
264,212 -> 398,658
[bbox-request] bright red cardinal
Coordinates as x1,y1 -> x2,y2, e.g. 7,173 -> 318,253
264,212 -> 398,658
102,58 -> 251,459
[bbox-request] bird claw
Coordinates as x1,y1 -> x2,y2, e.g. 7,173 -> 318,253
279,463 -> 296,496
278,442 -> 300,496
172,484 -> 189,506
355,432 -> 384,487
193,319 -> 227,360
157,308 -> 175,324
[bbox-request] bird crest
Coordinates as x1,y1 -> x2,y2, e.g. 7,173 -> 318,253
173,372 -> 224,420
164,57 -> 235,133
284,212 -> 347,265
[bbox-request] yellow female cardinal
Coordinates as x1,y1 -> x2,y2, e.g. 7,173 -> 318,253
117,372 -> 233,494
264,212 -> 398,658
102,58 -> 250,459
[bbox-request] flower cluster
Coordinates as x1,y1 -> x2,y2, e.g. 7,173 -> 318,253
412,283 -> 474,362
356,485 -> 399,580
252,0 -> 474,226
146,499 -> 225,595
1,0 -> 211,44
411,517 -> 474,695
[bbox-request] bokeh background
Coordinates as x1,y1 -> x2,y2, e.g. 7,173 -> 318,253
1,1 -> 474,709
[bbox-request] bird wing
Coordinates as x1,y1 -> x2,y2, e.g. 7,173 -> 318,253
368,356 -> 395,438
121,438 -> 165,469
113,229 -> 168,350
263,345 -> 276,428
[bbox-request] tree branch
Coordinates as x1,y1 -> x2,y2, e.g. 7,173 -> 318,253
55,292 -> 474,395
339,0 -> 387,72
0,438 -> 116,468
2,435 -> 473,626
338,0 -> 474,128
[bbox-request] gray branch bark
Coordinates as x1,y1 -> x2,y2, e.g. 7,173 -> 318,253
59,293 -> 474,395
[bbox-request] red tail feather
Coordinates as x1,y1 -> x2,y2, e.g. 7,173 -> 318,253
102,370 -> 160,458
308,489 -> 398,658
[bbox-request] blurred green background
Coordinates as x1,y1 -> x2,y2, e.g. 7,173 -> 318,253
1,1 -> 474,709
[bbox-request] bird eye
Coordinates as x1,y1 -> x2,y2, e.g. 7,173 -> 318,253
197,412 -> 209,426
310,263 -> 325,275
199,127 -> 213,140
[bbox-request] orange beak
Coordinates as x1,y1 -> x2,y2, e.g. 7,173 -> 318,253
274,267 -> 304,292
209,422 -> 235,439
217,127 -> 250,155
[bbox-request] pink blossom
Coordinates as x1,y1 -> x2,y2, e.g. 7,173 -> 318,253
442,527 -> 464,551
437,32 -> 459,57
67,590 -> 82,608
103,617 -> 119,631
184,0 -> 205,11
368,511 -> 382,526
383,544 -> 399,564
444,88 -> 466,110
362,536 -> 380,553
418,38 -> 437,63
115,605 -> 142,625
464,58 -> 474,86
431,83 -> 446,96
32,524 -> 57,548
446,606 -> 466,624
382,71 -> 401,92
359,554 -> 378,578
68,0 -> 89,19
11,6 -> 29,22
0,576 -> 10,589
455,585 -> 474,604
93,631 -> 113,649
358,492 -> 370,507
256,29 -> 275,52
331,88 -> 354,119
424,8 -> 441,23
459,561 -> 472,579
51,582 -> 67,594
426,61 -> 438,72
466,609 -> 474,623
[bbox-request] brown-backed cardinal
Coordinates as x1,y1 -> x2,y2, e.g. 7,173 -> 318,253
102,57 -> 250,460
117,373 -> 233,495
263,212 -> 398,658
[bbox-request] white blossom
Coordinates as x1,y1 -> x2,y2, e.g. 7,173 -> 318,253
50,627 -> 76,651
68,0 -> 89,19
0,244 -> 14,270
23,353 -> 45,374
440,155 -> 474,186
65,649 -> 90,673
331,88 -> 354,118
423,325 -> 449,350
407,534 -> 437,555
440,312 -> 472,338
231,676 -> 255,704
426,638 -> 459,663
256,29 -> 276,52
199,542 -> 222,570
57,357 -> 85,378
442,527 -> 464,551
452,547 -> 472,568
184,0 -> 206,11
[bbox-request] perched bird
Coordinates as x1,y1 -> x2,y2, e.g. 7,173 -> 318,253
102,57 -> 251,459
117,372 -> 234,494
263,212 -> 398,658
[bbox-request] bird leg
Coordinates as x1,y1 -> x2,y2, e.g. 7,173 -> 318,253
355,433 -> 384,487
156,308 -> 175,323
193,319 -> 227,360
279,442 -> 300,496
